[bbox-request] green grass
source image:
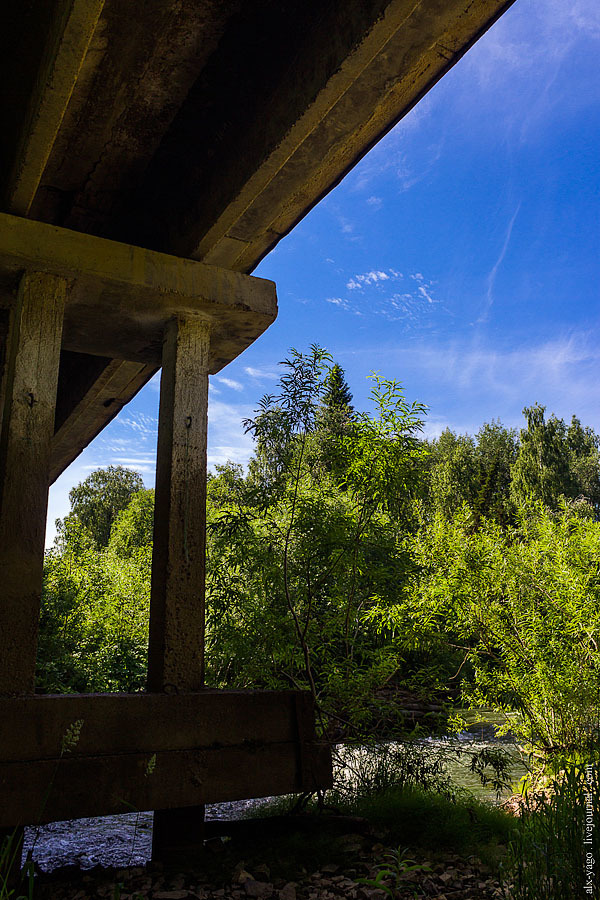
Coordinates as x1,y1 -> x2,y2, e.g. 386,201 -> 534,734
340,785 -> 515,861
244,786 -> 515,872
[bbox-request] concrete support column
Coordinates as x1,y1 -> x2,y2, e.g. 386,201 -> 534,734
0,271 -> 66,880
0,271 -> 66,694
148,315 -> 210,859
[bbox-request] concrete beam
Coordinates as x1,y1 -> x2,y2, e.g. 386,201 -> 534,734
50,356 -> 156,484
1,0 -> 104,216
0,212 -> 277,368
130,0 -> 516,270
0,273 -> 66,694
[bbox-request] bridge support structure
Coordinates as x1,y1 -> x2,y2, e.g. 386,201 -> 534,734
0,212 -> 331,866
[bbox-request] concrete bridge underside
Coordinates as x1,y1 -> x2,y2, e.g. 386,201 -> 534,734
0,0 -> 514,481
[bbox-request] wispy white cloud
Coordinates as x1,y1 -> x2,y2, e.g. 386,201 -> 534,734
217,376 -> 244,392
478,203 -> 520,323
325,296 -> 362,315
117,412 -> 158,437
386,332 -> 600,422
347,269 -> 398,290
326,269 -> 440,328
458,0 -> 600,140
244,365 -> 278,380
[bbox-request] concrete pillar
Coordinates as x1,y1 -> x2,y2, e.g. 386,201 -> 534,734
0,270 -> 66,880
148,315 -> 210,859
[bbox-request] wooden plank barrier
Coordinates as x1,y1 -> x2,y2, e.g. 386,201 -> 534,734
0,691 -> 332,827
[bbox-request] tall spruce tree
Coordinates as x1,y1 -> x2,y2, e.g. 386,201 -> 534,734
322,363 -> 353,412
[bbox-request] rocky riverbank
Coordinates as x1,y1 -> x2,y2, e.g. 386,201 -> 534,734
26,828 -> 509,900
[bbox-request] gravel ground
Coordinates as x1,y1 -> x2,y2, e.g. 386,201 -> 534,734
25,834 -> 509,900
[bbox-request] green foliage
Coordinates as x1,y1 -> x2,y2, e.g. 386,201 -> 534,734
0,832 -> 34,900
423,420 -> 518,526
502,763 -> 600,899
206,347 -> 428,735
334,784 -> 514,860
358,845 -> 431,898
329,742 -> 455,803
108,488 -> 154,561
64,465 -> 144,548
403,501 -> 600,758
509,403 -> 600,512
38,534 -> 150,693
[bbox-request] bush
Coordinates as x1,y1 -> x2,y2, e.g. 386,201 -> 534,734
502,762 -> 600,899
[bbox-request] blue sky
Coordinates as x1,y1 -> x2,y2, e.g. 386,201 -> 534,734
46,0 -> 600,543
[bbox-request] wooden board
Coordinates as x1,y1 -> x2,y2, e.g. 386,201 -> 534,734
0,741 -> 332,827
0,691 -> 316,762
0,691 -> 331,827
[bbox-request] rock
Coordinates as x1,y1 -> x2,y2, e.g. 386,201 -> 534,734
153,890 -> 190,900
338,834 -> 364,852
233,863 -> 255,885
255,864 -> 271,880
244,881 -> 273,899
279,882 -> 296,900
153,892 -> 191,899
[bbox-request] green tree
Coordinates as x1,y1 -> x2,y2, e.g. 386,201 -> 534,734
108,488 -> 155,560
566,415 -> 600,513
38,470 -> 151,693
403,501 -> 600,760
511,405 -> 575,508
471,420 -> 518,527
206,347 -> 428,735
322,362 -> 354,412
427,431 -> 478,520
65,465 -> 144,548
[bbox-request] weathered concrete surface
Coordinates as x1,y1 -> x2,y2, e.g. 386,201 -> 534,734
0,272 -> 66,695
1,0 -> 105,217
0,0 -> 515,478
148,319 -> 210,695
0,212 -> 277,368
